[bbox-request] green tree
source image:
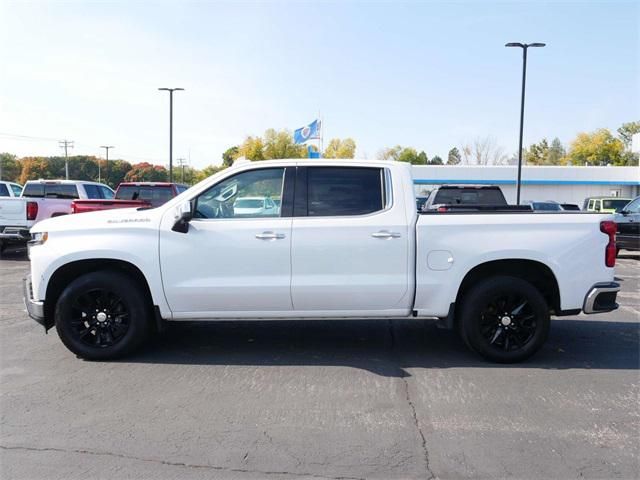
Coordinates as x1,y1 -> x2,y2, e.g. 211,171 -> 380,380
323,138 -> 357,159
429,155 -> 443,165
124,162 -> 168,182
104,159 -> 133,187
548,138 -> 565,165
617,121 -> 640,148
379,146 -> 428,164
193,164 -> 227,183
222,146 -> 239,167
525,139 -> 549,165
447,147 -> 461,165
564,129 -> 625,166
0,153 -> 21,182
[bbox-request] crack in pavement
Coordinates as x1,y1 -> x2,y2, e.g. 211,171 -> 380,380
387,320 -> 436,480
0,445 -> 365,480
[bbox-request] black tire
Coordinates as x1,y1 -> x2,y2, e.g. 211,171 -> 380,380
458,276 -> 550,363
55,270 -> 151,360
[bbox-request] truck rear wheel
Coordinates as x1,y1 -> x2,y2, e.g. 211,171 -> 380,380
458,276 -> 550,363
55,270 -> 151,360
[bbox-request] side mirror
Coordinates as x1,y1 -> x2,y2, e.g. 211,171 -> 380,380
620,209 -> 629,216
172,201 -> 193,233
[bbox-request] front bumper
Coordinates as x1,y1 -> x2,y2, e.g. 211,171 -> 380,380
23,275 -> 46,328
0,226 -> 31,242
583,282 -> 620,314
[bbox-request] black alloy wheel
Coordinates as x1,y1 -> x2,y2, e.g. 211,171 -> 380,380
458,276 -> 550,363
55,270 -> 151,360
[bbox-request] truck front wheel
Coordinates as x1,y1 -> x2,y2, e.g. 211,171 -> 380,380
55,270 -> 151,360
458,276 -> 550,363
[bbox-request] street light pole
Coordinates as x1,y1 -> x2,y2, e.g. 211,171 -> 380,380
505,42 -> 545,205
158,87 -> 184,183
100,146 -> 114,185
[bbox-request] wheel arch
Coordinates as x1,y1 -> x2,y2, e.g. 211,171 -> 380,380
44,259 -> 156,330
455,259 -> 561,316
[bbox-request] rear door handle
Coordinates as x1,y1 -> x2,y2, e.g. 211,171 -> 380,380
255,231 -> 286,240
371,230 -> 401,239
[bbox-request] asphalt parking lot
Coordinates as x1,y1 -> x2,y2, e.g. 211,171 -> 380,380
1,249 -> 638,480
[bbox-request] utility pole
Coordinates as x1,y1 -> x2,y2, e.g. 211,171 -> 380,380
100,146 -> 114,185
177,157 -> 186,183
505,42 -> 545,204
58,139 -> 74,180
158,87 -> 184,183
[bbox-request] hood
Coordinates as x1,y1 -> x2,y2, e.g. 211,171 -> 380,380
31,206 -> 162,234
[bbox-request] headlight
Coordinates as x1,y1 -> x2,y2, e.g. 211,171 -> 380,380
29,232 -> 48,246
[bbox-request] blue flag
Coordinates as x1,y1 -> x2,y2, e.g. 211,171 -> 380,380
307,145 -> 321,158
294,119 -> 321,144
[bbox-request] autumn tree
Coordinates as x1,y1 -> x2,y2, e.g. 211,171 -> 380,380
124,162 -> 168,182
564,129 -> 625,166
323,138 -> 357,159
18,157 -> 50,184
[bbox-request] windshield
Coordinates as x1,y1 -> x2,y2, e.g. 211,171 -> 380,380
603,199 -> 631,211
235,199 -> 264,208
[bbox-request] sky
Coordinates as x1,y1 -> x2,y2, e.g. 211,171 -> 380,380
0,0 -> 638,168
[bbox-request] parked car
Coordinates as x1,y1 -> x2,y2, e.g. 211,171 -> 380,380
26,160 -> 619,364
584,196 -> 632,214
416,195 -> 429,212
422,185 -> 507,211
71,182 -> 188,213
560,203 -> 581,211
21,180 -> 115,221
615,196 -> 640,253
0,181 -> 23,197
526,201 -> 563,212
233,196 -> 279,217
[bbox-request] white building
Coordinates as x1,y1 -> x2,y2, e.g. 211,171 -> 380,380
411,165 -> 640,205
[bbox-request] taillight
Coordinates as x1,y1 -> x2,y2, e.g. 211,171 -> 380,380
600,220 -> 617,268
437,206 -> 448,213
71,202 -> 77,214
26,201 -> 38,220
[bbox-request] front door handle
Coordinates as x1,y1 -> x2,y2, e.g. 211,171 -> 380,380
371,230 -> 401,239
255,231 -> 286,240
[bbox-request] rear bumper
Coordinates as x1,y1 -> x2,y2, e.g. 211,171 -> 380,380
583,282 -> 620,314
23,275 -> 46,328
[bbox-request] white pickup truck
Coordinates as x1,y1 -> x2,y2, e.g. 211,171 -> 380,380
24,160 -> 620,363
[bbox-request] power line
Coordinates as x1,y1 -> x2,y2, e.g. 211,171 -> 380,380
58,139 -> 74,180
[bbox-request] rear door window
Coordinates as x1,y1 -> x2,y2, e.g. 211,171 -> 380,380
306,167 -> 384,216
45,184 -> 78,199
0,184 -> 9,197
83,184 -> 101,199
